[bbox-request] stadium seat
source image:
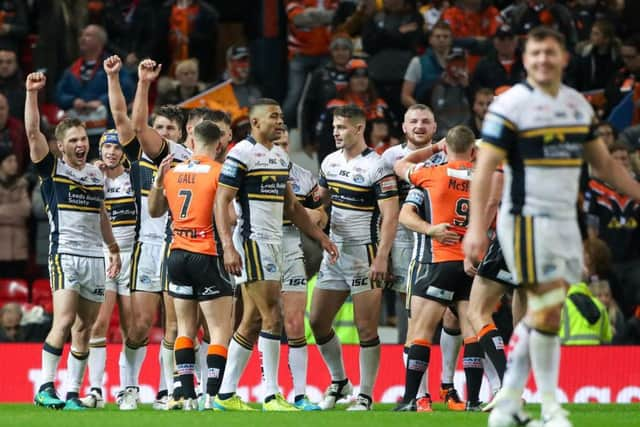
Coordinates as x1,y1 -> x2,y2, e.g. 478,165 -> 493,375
30,279 -> 52,313
0,279 -> 29,303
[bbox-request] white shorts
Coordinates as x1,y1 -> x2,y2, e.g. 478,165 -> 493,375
237,239 -> 283,285
48,254 -> 105,303
497,213 -> 583,286
104,249 -> 132,296
130,241 -> 163,293
282,228 -> 307,292
316,243 -> 377,295
390,246 -> 412,293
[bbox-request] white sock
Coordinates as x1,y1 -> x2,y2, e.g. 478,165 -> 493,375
288,343 -> 308,398
198,340 -> 209,395
66,349 -> 89,397
118,347 -> 127,389
124,343 -> 147,388
317,332 -> 346,381
530,330 -> 561,416
219,337 -> 253,395
158,348 -> 166,393
440,328 -> 462,385
359,339 -> 380,398
483,354 -> 501,396
258,332 -> 281,399
499,322 -> 532,413
88,338 -> 107,391
403,348 -> 428,397
160,340 -> 174,394
41,343 -> 63,387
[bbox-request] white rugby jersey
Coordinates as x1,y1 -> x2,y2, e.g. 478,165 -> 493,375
404,187 -> 430,263
124,137 -> 191,244
219,136 -> 290,244
35,152 -> 105,258
320,147 -> 398,245
104,171 -> 136,252
481,82 -> 596,219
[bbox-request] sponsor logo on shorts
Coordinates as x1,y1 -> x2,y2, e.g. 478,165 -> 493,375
140,275 -> 151,285
93,288 -> 104,296
202,286 -> 219,296
426,286 -> 454,301
265,264 -> 277,273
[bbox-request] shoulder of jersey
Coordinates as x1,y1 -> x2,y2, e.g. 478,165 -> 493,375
168,140 -> 192,160
291,162 -> 312,178
85,162 -> 105,179
227,138 -> 254,158
489,83 -> 532,118
561,84 -> 595,112
381,144 -> 407,163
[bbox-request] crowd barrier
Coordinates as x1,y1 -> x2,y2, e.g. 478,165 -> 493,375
1,344 -> 638,403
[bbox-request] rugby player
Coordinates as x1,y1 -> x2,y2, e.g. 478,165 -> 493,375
464,27 -> 640,427
27,72 -> 121,410
310,105 -> 399,411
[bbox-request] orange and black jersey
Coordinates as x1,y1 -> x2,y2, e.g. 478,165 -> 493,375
163,155 -> 222,256
406,160 -> 473,263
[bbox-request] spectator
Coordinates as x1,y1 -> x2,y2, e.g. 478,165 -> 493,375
299,33 -> 352,151
315,58 -> 395,164
569,18 -> 622,92
55,24 -> 134,159
604,34 -> 640,117
418,0 -> 450,32
223,45 -> 263,109
362,0 -> 423,122
441,0 -> 500,71
0,92 -> 27,173
594,121 -> 617,148
429,47 -> 471,140
0,148 -> 30,279
156,58 -> 208,107
86,0 -> 159,69
332,0 -> 377,45
506,0 -> 578,49
0,47 -> 24,121
33,0 -> 89,103
282,0 -> 338,127
467,87 -> 493,138
401,20 -> 453,108
570,0 -> 621,42
154,0 -> 219,81
590,280 -> 627,344
370,118 -> 400,154
584,155 -> 640,317
470,24 -> 526,94
559,281 -> 612,345
0,302 -> 50,342
0,1 -> 28,53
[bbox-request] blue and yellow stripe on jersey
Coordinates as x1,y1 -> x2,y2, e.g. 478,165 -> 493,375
325,178 -> 376,211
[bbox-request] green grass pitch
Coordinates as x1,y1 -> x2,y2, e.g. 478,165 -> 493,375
1,403 -> 639,427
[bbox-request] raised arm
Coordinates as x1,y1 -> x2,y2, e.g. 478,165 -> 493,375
25,73 -> 49,163
132,59 -> 164,159
394,139 -> 446,182
104,55 -> 135,142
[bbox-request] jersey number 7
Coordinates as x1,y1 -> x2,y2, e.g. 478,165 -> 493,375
178,189 -> 192,219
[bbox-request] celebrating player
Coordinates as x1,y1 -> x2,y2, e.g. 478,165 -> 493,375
27,72 -> 121,410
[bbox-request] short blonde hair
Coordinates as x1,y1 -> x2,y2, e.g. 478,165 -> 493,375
175,58 -> 199,76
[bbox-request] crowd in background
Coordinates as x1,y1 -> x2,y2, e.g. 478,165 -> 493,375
2,0 -> 640,345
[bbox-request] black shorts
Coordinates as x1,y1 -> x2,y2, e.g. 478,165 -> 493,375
167,249 -> 234,301
476,238 -> 517,288
410,261 -> 473,305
